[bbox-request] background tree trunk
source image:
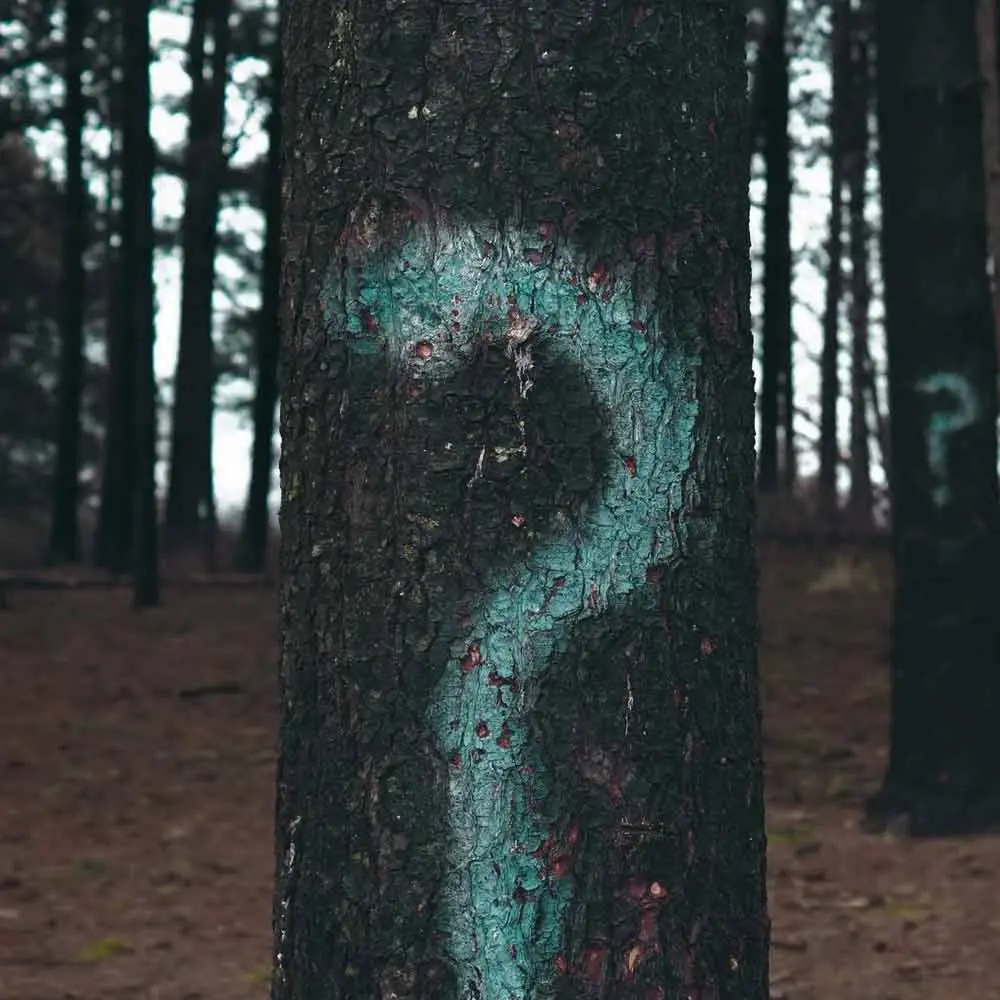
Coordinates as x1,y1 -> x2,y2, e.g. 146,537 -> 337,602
846,3 -> 873,533
818,0 -> 849,534
93,16 -> 134,574
122,0 -> 158,608
235,37 -> 281,574
48,0 -> 86,564
164,0 -> 231,561
758,0 -> 794,493
276,3 -> 767,998
980,0 -> 1000,352
869,0 -> 1000,834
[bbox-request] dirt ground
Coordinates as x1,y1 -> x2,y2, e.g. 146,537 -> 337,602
1,541 -> 998,1000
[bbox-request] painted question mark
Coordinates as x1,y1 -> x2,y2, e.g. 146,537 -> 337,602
915,372 -> 980,508
345,219 -> 699,999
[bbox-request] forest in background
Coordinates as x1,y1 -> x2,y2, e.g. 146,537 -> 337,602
2,0 -> 1000,600
1,0 -> 280,590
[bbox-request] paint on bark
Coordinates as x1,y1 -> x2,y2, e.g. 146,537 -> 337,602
331,213 -> 699,997
914,372 -> 980,508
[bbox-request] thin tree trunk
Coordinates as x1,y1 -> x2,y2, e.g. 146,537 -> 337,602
122,0 -> 159,608
758,0 -> 794,492
48,0 -> 87,564
235,38 -> 281,574
164,0 -> 231,560
818,0 -> 849,534
846,3 -> 873,532
93,17 -> 134,574
276,1 -> 767,996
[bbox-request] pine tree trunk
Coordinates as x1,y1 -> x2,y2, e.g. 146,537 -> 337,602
122,0 -> 159,608
818,0 -> 849,535
48,0 -> 87,564
164,0 -> 231,560
869,0 -> 1000,834
94,18 -> 134,574
235,38 -> 281,574
758,0 -> 794,493
981,0 -> 1000,350
276,3 -> 767,997
846,4 -> 873,533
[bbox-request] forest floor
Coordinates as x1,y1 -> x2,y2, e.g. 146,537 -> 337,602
1,540 -> 999,1000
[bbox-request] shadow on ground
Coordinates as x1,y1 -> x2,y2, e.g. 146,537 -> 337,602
1,542 -> 998,1000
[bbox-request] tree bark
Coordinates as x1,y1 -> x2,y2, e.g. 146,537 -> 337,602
818,0 -> 849,535
869,0 -> 1000,834
122,0 -> 159,608
164,0 -> 232,560
235,35 -> 281,574
276,3 -> 767,998
983,0 -> 1000,350
758,0 -> 794,493
845,2 -> 873,533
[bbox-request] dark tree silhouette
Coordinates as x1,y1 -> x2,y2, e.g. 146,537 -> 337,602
94,12 -> 134,574
276,2 -> 766,997
818,0 -> 849,533
758,0 -> 794,493
868,0 -> 1000,834
235,37 -> 280,574
164,0 -> 233,562
122,0 -> 158,608
845,0 -> 872,532
48,0 -> 87,564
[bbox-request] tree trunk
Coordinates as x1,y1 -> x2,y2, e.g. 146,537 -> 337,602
276,3 -> 767,998
818,0 -> 849,535
758,0 -> 794,493
869,0 -> 1000,834
981,0 -> 1000,350
93,18 -> 134,574
845,2 -> 873,533
122,0 -> 159,608
235,37 -> 281,574
164,0 -> 231,559
48,0 -> 87,564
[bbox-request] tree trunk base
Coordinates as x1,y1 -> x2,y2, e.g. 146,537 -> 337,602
863,781 -> 1000,837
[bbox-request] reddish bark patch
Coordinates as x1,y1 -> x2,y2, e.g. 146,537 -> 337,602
360,308 -> 378,334
459,643 -> 482,673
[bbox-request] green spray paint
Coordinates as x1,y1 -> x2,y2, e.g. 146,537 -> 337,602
338,217 -> 699,998
915,371 -> 980,508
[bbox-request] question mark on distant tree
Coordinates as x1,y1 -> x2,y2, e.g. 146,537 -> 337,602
914,372 -> 980,508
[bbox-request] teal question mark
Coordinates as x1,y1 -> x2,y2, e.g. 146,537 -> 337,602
915,372 -> 980,508
346,219 -> 700,999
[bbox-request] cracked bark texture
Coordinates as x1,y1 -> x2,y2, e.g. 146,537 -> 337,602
276,2 -> 766,999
